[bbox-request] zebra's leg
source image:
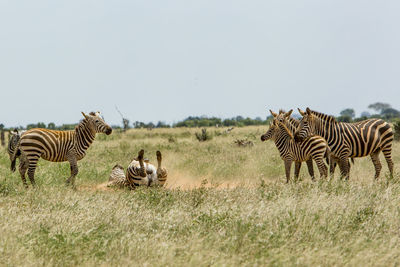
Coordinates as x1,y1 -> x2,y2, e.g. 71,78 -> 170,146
284,160 -> 292,183
18,155 -> 29,188
314,156 -> 328,179
26,155 -> 40,186
382,147 -> 394,178
370,151 -> 382,180
338,157 -> 350,180
66,153 -> 78,187
329,156 -> 337,179
294,162 -> 301,181
305,159 -> 315,181
156,151 -> 168,186
137,149 -> 146,177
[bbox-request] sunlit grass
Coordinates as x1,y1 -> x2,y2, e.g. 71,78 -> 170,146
0,126 -> 399,266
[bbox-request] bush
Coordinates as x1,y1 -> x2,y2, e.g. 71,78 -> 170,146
393,120 -> 400,141
195,128 -> 212,142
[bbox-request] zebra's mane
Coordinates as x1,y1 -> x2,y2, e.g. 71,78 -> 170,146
310,110 -> 336,123
277,121 -> 294,139
287,116 -> 299,125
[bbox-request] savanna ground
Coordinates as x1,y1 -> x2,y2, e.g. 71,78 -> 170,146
1,126 -> 400,266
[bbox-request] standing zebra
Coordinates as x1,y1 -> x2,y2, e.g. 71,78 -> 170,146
108,149 -> 168,188
262,109 -> 317,180
262,117 -> 329,183
294,108 -> 394,180
11,112 -> 112,187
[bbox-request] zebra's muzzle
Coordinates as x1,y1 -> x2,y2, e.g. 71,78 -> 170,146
106,128 -> 112,135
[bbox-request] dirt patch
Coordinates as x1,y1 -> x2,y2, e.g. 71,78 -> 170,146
78,171 -> 256,192
164,171 -> 252,190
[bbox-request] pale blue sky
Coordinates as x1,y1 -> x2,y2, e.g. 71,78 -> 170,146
1,0 -> 399,127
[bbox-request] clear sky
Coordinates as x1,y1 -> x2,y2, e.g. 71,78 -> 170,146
1,0 -> 399,127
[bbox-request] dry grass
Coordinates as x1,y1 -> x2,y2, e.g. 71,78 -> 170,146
0,126 -> 400,266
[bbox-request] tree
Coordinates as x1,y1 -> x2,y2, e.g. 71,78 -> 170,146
360,111 -> 371,118
340,108 -> 355,119
48,122 -> 56,129
368,102 -> 391,113
380,108 -> 400,119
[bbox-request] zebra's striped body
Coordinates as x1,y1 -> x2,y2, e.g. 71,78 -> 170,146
294,108 -> 393,180
263,117 -> 329,183
125,150 -> 168,188
11,112 -> 112,187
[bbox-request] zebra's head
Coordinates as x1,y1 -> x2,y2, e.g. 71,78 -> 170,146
270,109 -> 293,124
294,107 -> 314,142
81,111 -> 113,135
261,120 -> 276,141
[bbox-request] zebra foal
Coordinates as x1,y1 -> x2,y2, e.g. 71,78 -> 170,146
11,112 -> 112,187
262,109 -> 317,180
262,114 -> 329,183
294,108 -> 393,180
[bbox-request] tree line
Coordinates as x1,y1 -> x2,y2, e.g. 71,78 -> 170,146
2,102 -> 400,131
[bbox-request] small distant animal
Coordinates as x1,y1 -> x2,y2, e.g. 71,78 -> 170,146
108,149 -> 168,189
234,139 -> 254,147
225,127 -> 234,134
10,112 -> 112,188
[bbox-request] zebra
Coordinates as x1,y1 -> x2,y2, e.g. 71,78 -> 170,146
126,149 -> 168,187
262,109 -> 317,180
269,109 -> 353,177
108,149 -> 168,188
8,129 -> 24,164
294,107 -> 394,180
262,117 -> 329,183
10,111 -> 112,188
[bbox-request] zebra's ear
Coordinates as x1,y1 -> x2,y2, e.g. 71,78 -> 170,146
269,109 -> 278,118
95,111 -> 101,116
298,108 -> 305,116
306,107 -> 312,115
81,112 -> 88,119
285,109 -> 293,118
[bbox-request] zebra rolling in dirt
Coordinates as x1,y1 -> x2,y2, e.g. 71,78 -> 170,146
294,108 -> 393,180
108,149 -> 168,188
262,113 -> 329,183
11,112 -> 112,188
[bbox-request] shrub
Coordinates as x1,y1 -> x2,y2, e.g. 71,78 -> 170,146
393,119 -> 400,140
195,128 -> 212,142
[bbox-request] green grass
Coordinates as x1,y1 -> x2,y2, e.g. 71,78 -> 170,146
0,126 -> 400,266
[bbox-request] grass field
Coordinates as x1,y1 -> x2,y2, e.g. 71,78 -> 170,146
1,126 -> 400,266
